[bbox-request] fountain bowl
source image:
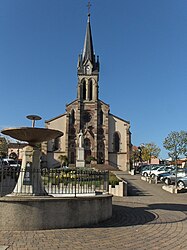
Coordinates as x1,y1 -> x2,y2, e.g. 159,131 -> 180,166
0,126 -> 112,231
1,127 -> 63,145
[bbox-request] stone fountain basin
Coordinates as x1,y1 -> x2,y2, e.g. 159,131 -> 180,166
0,195 -> 112,230
1,127 -> 63,145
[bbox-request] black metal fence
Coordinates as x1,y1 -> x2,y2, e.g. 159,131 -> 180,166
0,166 -> 109,197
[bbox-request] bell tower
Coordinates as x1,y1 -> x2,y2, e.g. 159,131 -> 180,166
77,14 -> 100,102
73,12 -> 109,164
64,5 -> 110,165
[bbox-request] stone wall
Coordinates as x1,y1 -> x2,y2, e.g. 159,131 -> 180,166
109,181 -> 127,197
0,195 -> 112,231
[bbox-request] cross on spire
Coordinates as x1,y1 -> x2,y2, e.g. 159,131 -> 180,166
87,1 -> 91,16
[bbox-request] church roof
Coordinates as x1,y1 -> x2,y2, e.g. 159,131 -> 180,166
77,13 -> 99,74
45,99 -> 78,123
45,113 -> 66,123
109,113 -> 130,125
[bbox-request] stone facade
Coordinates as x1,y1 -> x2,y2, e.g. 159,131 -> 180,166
42,14 -> 131,171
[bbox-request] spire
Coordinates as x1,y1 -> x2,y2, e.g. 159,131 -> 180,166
77,3 -> 99,75
82,14 -> 94,64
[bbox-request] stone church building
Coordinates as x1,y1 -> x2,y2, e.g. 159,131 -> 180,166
43,13 -> 131,171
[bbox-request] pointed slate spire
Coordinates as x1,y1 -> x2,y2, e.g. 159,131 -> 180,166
78,10 -> 99,75
82,14 -> 94,64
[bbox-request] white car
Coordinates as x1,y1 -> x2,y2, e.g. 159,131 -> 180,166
141,165 -> 160,177
149,166 -> 170,178
141,165 -> 175,178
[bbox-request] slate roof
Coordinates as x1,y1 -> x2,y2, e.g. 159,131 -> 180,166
82,14 -> 94,64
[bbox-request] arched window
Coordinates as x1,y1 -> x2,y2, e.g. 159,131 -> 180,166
98,152 -> 104,164
70,152 -> 75,164
84,138 -> 91,150
98,140 -> 105,164
99,110 -> 103,125
83,80 -> 86,100
70,109 -> 75,125
54,137 -> 60,151
113,132 -> 120,152
89,80 -> 93,100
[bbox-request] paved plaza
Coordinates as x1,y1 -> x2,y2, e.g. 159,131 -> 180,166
0,172 -> 187,250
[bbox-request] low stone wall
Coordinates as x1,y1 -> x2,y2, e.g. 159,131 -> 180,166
141,176 -> 158,184
162,185 -> 178,194
0,195 -> 112,231
109,181 -> 127,197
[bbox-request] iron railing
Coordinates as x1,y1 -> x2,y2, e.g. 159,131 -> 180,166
0,166 -> 109,197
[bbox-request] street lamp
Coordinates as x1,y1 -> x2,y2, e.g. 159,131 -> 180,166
138,146 -> 142,166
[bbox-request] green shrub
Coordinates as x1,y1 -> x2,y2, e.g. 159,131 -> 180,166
109,172 -> 120,187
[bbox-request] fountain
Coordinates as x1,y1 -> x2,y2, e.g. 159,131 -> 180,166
1,115 -> 63,196
0,116 -> 112,230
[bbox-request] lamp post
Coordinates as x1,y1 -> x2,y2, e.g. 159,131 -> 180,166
175,155 -> 178,189
138,146 -> 142,166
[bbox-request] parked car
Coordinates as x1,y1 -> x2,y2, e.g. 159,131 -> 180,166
177,176 -> 187,190
136,164 -> 149,174
159,168 -> 187,185
150,166 -> 176,179
141,165 -> 174,178
158,171 -> 176,184
141,165 -> 160,177
2,159 -> 21,169
0,159 -> 21,178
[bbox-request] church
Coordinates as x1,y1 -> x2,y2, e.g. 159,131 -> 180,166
42,12 -> 131,171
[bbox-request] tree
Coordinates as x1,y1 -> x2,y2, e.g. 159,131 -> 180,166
180,131 -> 187,157
58,155 -> 69,167
130,146 -> 141,166
86,155 -> 97,164
140,143 -> 161,163
163,131 -> 187,161
0,136 -> 8,158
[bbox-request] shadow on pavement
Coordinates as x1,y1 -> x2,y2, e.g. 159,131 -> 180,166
127,182 -> 152,196
88,202 -> 187,228
87,204 -> 157,228
148,203 -> 187,212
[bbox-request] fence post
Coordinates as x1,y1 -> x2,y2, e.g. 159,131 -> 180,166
104,171 -> 109,193
74,170 -> 77,198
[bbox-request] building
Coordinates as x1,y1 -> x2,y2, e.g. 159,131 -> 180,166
43,13 -> 131,171
8,142 -> 28,160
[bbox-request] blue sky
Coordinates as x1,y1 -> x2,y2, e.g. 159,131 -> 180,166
0,0 -> 186,159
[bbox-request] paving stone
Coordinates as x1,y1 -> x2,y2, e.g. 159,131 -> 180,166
0,172 -> 187,249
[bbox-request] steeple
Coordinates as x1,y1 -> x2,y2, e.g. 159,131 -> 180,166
82,14 -> 94,64
77,11 -> 99,75
77,4 -> 100,102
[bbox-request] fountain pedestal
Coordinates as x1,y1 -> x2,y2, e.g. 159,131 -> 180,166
1,127 -> 63,196
76,147 -> 85,168
11,145 -> 46,196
